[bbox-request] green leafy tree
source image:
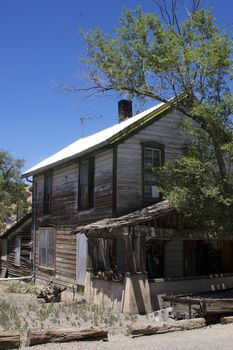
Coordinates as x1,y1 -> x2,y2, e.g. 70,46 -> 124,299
0,150 -> 30,229
67,0 -> 233,234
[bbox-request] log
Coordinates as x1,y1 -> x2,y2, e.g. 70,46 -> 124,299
220,316 -> 233,324
26,327 -> 108,346
129,318 -> 206,337
0,332 -> 20,349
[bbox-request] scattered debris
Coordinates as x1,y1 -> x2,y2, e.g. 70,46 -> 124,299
154,307 -> 174,322
36,281 -> 66,303
163,294 -> 233,320
76,298 -> 86,305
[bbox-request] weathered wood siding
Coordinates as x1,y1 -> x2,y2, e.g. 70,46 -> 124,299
35,149 -> 113,227
77,149 -> 113,224
35,162 -> 79,227
116,110 -> 191,215
35,227 -> 77,288
6,219 -> 32,277
34,149 -> 113,287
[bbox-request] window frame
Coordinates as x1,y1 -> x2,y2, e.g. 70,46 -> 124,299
78,157 -> 95,211
43,172 -> 52,214
142,142 -> 165,203
38,227 -> 56,270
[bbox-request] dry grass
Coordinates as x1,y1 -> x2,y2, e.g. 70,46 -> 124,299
0,281 -> 138,346
6,282 -> 40,294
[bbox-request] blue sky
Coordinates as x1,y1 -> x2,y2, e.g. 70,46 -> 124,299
0,0 -> 232,173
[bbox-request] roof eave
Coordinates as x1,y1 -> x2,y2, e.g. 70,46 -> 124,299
0,213 -> 32,238
22,140 -> 109,177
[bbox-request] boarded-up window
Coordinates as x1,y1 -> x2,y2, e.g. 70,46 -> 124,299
15,236 -> 21,266
44,172 -> 52,214
143,147 -> 162,199
78,158 -> 94,211
39,228 -> 55,269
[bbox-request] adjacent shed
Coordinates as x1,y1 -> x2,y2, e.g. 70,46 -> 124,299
0,213 -> 32,278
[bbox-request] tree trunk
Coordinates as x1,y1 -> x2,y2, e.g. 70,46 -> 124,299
26,327 -> 108,346
0,332 -> 20,349
129,318 -> 206,336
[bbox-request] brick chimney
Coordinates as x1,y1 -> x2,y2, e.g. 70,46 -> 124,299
118,100 -> 132,122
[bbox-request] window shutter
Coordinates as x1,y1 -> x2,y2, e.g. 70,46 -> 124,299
88,157 -> 95,209
44,173 -> 52,214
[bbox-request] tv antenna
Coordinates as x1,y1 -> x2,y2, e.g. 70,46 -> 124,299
80,115 -> 103,137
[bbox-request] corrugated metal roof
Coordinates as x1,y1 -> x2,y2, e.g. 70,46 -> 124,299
23,99 -> 170,177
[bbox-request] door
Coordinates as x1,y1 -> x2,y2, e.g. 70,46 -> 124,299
76,233 -> 87,286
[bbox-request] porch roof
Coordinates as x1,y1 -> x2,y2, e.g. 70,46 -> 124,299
75,201 -> 174,237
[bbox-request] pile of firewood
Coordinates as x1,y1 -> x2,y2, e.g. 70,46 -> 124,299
36,281 -> 66,303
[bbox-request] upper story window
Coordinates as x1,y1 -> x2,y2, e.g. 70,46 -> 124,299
44,172 -> 52,214
78,157 -> 95,211
39,227 -> 55,269
142,143 -> 164,200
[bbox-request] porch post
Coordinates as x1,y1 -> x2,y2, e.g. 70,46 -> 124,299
87,237 -> 94,272
123,227 -> 152,314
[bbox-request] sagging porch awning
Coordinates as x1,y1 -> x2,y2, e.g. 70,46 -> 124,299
75,201 -> 173,236
74,201 -> 220,240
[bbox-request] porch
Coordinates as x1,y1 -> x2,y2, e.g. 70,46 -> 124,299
76,201 -> 233,314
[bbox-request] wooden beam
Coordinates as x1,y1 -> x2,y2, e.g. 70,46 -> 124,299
128,318 -> 205,336
0,332 -> 20,349
26,327 -> 108,346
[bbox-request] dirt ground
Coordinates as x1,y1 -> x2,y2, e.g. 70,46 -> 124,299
21,323 -> 233,350
0,281 -> 136,346
1,281 -> 233,350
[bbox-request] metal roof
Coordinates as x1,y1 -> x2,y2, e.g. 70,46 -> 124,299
23,97 -> 179,177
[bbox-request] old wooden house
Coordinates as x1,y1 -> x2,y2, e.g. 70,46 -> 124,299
23,98 -> 233,313
0,213 -> 32,278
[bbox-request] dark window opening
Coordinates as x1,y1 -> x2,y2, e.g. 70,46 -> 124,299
146,240 -> 164,279
78,157 -> 94,211
44,172 -> 52,214
183,240 -> 223,276
92,238 -> 116,271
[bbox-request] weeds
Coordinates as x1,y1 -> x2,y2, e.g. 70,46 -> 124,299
0,300 -> 22,332
0,282 -> 139,345
6,282 -> 39,294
